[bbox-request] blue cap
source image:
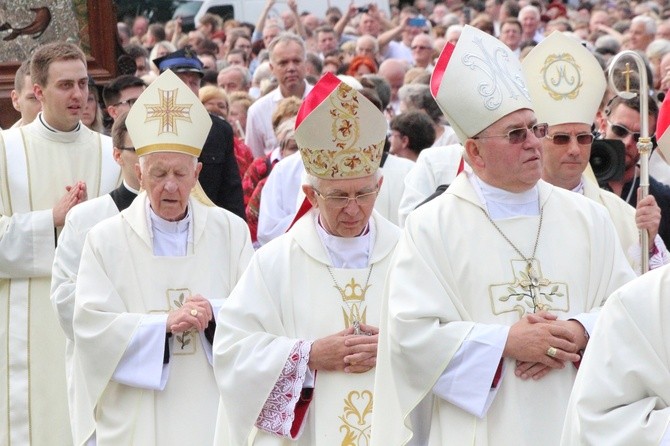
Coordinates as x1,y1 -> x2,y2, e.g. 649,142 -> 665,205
153,47 -> 204,77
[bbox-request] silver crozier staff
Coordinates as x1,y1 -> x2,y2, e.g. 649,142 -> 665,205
607,51 -> 653,273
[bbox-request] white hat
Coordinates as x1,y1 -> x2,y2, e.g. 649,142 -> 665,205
430,25 -> 533,143
522,31 -> 606,127
126,69 -> 211,157
295,72 -> 386,179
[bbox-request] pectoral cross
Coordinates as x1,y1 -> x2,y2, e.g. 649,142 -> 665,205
489,259 -> 569,318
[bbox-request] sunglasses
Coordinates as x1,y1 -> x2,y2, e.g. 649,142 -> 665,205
608,121 -> 641,142
545,132 -> 594,146
473,123 -> 548,144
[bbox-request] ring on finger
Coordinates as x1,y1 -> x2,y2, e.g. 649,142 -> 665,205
546,346 -> 558,357
190,309 -> 198,317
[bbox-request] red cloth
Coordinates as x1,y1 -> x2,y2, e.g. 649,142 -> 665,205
233,138 -> 254,182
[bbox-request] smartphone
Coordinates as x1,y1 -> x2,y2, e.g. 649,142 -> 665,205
408,17 -> 427,27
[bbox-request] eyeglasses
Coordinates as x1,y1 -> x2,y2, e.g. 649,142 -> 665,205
411,45 -> 432,51
117,146 -> 135,152
313,187 -> 379,208
545,132 -> 594,146
473,122 -> 548,144
113,98 -> 138,107
607,121 -> 641,142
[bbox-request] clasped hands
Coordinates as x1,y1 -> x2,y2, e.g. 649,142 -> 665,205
166,294 -> 212,334
503,311 -> 588,381
308,323 -> 379,374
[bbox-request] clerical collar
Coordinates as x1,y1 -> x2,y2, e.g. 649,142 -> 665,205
123,180 -> 140,195
469,172 -> 540,220
571,181 -> 585,195
145,200 -> 192,256
315,214 -> 373,268
38,113 -> 81,133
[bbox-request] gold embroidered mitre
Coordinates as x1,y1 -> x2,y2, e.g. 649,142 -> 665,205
522,31 -> 605,127
430,25 -> 533,144
295,72 -> 386,179
126,69 -> 211,157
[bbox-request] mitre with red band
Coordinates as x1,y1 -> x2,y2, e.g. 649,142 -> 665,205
430,25 -> 533,144
126,69 -> 211,157
294,72 -> 387,179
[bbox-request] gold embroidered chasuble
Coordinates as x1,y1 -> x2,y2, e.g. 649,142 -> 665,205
71,192 -> 253,446
370,174 -> 636,446
213,209 -> 401,445
0,119 -> 119,445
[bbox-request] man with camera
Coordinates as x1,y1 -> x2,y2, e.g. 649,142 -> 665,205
523,32 -> 669,272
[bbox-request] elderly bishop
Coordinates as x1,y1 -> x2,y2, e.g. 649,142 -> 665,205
213,72 -> 400,445
71,70 -> 253,446
370,26 -> 635,446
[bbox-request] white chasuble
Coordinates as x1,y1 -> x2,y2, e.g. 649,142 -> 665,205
72,193 -> 253,446
213,209 -> 401,446
370,176 -> 636,446
0,119 -> 118,445
561,266 -> 670,445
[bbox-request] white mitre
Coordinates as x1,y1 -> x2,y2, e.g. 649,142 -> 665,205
429,24 -> 533,144
522,31 -> 606,127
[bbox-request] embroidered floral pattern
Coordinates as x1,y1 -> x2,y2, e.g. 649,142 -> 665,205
256,340 -> 312,437
339,390 -> 373,445
300,83 -> 384,179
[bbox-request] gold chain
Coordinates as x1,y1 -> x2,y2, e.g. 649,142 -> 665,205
481,206 -> 544,265
326,265 -> 374,335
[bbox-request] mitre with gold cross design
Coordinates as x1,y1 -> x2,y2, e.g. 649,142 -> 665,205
294,72 -> 387,179
126,69 -> 212,157
522,31 -> 606,127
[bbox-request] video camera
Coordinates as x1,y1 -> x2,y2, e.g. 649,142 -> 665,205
589,139 -> 625,186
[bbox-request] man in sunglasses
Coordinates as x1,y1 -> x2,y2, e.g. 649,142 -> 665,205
597,95 -> 670,249
371,26 -> 635,446
102,74 -> 146,124
523,32 -> 669,273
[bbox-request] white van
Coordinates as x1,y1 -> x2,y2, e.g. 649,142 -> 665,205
173,0 -> 391,30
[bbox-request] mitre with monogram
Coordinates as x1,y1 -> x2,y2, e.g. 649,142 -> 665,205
430,24 -> 533,144
126,69 -> 211,157
522,31 -> 606,127
294,72 -> 387,180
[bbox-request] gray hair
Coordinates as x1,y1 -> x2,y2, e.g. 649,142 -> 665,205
632,15 -> 657,35
268,32 -> 306,61
304,169 -> 383,189
219,65 -> 252,86
518,5 -> 540,20
647,38 -> 670,60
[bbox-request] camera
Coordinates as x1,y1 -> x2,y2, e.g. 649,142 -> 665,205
357,6 -> 369,13
590,139 -> 626,185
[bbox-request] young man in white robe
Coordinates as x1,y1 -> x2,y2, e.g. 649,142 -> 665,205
0,42 -> 120,445
522,31 -> 670,273
561,103 -> 670,444
70,70 -> 254,446
370,25 -> 636,446
213,72 -> 401,445
51,111 -> 140,430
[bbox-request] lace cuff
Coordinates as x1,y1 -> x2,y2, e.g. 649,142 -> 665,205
255,340 -> 312,437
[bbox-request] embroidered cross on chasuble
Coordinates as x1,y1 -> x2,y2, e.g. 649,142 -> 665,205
489,259 -> 569,317
150,288 -> 197,355
326,272 -> 374,446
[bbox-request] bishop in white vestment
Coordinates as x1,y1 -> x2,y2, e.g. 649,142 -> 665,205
370,26 -> 636,446
214,73 -> 400,445
0,42 -> 119,445
70,70 -> 253,446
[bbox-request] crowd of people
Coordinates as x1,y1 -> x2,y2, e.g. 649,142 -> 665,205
4,0 -> 670,444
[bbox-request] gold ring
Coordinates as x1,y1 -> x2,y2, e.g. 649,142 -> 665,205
546,347 -> 558,357
190,309 -> 198,317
